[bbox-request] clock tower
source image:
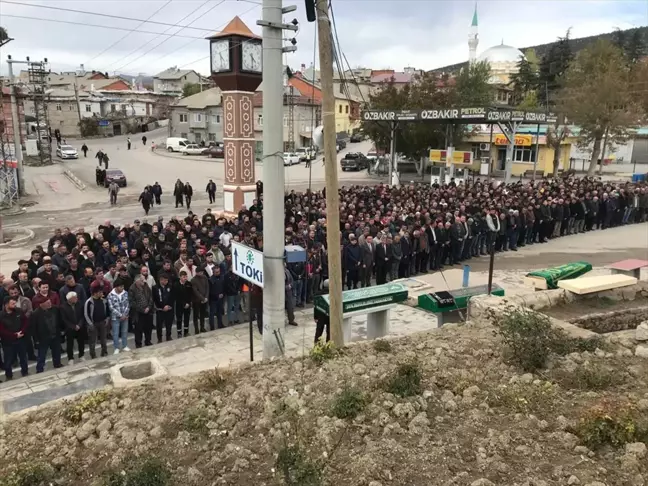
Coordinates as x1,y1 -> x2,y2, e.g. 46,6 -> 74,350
207,16 -> 263,214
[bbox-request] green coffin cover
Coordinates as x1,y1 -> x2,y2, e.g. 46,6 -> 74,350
526,261 -> 593,289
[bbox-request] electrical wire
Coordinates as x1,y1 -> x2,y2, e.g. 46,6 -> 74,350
0,14 -> 204,39
0,0 -> 216,32
85,0 -> 173,65
155,2 -> 259,63
113,0 -> 217,74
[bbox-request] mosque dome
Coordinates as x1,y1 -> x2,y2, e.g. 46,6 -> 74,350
477,43 -> 525,64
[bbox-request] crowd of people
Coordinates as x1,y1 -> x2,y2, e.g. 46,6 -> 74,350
0,175 -> 646,381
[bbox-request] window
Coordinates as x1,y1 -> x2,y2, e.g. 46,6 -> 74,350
181,132 -> 188,139
85,104 -> 92,112
283,116 -> 288,127
338,104 -> 342,113
30,106 -> 35,114
257,114 -> 263,127
110,104 -> 116,113
339,83 -> 345,94
194,113 -> 202,122
345,105 -> 349,114
56,103 -> 62,111
179,113 -> 188,122
208,133 -> 216,141
121,104 -> 127,112
211,114 -> 220,124
513,145 -> 537,163
69,104 -> 75,111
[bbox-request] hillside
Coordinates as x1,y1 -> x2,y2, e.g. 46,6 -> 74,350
1,315 -> 647,486
430,26 -> 648,74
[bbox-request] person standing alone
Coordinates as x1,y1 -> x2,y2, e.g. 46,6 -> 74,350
206,179 -> 217,204
108,181 -> 119,206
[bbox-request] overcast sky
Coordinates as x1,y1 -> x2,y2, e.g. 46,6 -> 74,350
0,0 -> 646,77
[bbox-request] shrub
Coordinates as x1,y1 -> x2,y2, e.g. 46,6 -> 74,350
384,362 -> 422,397
0,463 -> 54,486
195,367 -> 232,392
62,390 -> 110,424
103,456 -> 172,486
489,306 -> 604,372
182,408 -> 209,436
550,363 -> 622,391
276,444 -> 322,486
373,339 -> 392,353
310,339 -> 337,365
574,400 -> 647,449
486,382 -> 558,415
331,387 -> 367,419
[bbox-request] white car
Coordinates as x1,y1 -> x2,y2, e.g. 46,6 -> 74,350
283,152 -> 300,166
56,144 -> 78,159
182,144 -> 207,156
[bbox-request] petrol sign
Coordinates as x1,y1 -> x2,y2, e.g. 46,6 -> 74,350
232,241 -> 264,288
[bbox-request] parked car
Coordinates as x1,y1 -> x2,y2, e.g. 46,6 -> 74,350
350,133 -> 363,143
182,144 -> 208,156
104,169 -> 127,188
207,144 -> 224,158
166,137 -> 190,152
295,147 -> 315,162
283,153 -> 300,166
340,152 -> 369,171
337,139 -> 347,150
366,150 -> 378,162
56,144 -> 78,159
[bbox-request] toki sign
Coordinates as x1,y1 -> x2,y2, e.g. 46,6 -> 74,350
361,107 -> 557,125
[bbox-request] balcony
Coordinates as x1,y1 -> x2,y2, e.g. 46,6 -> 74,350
190,118 -> 206,129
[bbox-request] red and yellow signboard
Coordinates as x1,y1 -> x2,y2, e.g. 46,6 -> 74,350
494,134 -> 533,146
429,149 -> 473,165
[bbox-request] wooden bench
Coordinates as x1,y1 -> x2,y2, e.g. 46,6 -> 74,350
607,259 -> 648,280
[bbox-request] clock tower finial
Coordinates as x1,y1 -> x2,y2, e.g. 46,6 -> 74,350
468,3 -> 479,63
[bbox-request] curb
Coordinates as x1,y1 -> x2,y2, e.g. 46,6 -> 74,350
0,227 -> 35,248
63,169 -> 87,191
0,207 -> 27,217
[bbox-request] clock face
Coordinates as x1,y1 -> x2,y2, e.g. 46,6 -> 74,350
211,40 -> 230,73
242,41 -> 262,72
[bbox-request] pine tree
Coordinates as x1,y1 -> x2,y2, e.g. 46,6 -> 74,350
538,30 -> 573,108
613,28 -> 627,51
510,58 -> 538,105
625,29 -> 645,64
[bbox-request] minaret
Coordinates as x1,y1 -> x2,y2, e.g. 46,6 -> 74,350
468,3 -> 479,63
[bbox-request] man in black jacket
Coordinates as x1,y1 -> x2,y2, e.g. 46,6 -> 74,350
208,267 -> 226,330
151,182 -> 163,205
173,271 -> 193,337
343,236 -> 361,289
206,179 -> 217,204
184,182 -> 194,210
0,296 -> 30,379
32,298 -> 63,373
153,273 -> 175,342
84,287 -> 109,358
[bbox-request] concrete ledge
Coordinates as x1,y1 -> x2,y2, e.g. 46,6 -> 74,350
0,227 -> 35,248
109,358 -> 167,388
63,169 -> 87,191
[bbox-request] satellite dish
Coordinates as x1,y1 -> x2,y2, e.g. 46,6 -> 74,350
312,125 -> 323,149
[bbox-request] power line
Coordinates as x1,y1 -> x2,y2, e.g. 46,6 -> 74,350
85,0 -> 173,65
155,2 -> 259,63
0,0 -> 216,32
113,0 -> 217,74
0,14 -> 204,39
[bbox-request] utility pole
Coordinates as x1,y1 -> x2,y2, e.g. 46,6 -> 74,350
316,0 -> 344,346
257,0 -> 298,358
7,57 -> 25,196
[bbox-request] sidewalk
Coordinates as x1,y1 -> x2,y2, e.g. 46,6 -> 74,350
0,303 -> 434,416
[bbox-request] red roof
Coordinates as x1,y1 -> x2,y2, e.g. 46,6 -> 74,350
208,16 -> 261,40
370,72 -> 414,84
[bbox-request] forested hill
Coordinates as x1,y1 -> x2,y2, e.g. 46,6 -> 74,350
430,25 -> 648,74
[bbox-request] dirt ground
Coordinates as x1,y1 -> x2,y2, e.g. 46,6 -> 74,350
541,296 -> 648,322
2,318 -> 648,486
